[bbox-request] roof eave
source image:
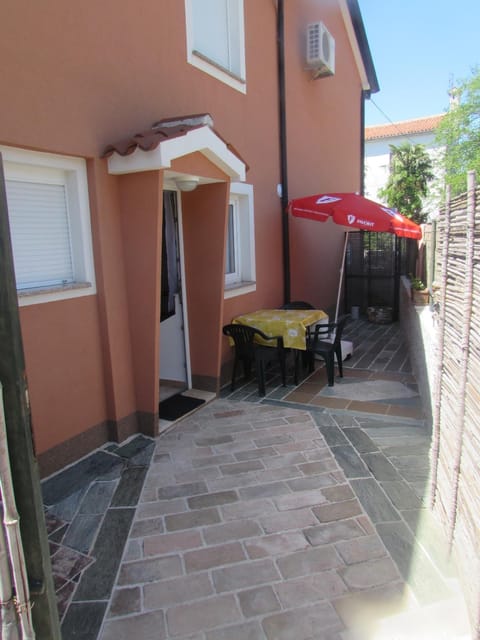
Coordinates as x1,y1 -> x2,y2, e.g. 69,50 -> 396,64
342,0 -> 379,96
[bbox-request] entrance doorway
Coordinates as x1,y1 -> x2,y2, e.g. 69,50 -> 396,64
159,190 -> 189,399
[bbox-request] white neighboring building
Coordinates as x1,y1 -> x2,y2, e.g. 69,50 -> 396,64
364,114 -> 444,219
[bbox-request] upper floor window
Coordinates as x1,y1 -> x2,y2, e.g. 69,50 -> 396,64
185,0 -> 246,93
1,146 -> 96,306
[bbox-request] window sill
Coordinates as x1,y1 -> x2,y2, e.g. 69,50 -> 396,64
224,281 -> 256,299
18,281 -> 95,306
192,50 -> 245,84
189,51 -> 246,94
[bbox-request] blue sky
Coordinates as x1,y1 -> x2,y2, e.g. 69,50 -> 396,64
360,0 -> 480,126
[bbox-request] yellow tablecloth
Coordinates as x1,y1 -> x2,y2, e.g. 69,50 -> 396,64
232,308 -> 328,350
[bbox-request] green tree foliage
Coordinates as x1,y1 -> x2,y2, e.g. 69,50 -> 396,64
378,143 -> 434,224
436,67 -> 480,196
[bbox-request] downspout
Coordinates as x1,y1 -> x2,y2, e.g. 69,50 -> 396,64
360,90 -> 366,195
277,0 -> 290,304
347,89 -> 367,315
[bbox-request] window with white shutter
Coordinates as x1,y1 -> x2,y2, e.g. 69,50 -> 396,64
1,146 -> 96,305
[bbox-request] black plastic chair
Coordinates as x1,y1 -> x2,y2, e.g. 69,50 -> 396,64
280,301 -> 317,382
222,324 -> 287,396
306,314 -> 350,386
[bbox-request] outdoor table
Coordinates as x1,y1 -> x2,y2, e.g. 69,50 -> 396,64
232,308 -> 328,350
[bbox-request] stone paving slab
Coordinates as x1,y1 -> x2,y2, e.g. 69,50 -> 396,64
91,399 -> 471,640
45,395 -> 472,639
50,321 -> 472,638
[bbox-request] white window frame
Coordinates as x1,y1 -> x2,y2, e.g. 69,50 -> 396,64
224,182 -> 256,298
1,146 -> 96,306
185,0 -> 246,94
225,198 -> 241,286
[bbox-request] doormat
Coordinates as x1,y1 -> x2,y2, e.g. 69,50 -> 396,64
158,393 -> 205,421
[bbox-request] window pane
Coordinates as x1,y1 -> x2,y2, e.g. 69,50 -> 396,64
6,180 -> 74,289
225,203 -> 236,274
191,0 -> 241,75
224,183 -> 256,297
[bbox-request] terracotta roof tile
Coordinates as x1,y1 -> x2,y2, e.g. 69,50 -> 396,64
102,125 -> 198,157
102,113 -> 248,170
365,114 -> 445,141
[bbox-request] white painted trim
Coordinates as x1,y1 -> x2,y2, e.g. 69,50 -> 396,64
338,0 -> 371,92
107,126 -> 246,181
224,282 -> 256,299
225,198 -> 241,286
224,182 -> 256,299
175,190 -> 192,388
1,146 -> 97,306
17,284 -> 95,307
188,53 -> 247,94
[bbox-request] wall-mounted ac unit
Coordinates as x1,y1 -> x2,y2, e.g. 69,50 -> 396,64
306,22 -> 335,79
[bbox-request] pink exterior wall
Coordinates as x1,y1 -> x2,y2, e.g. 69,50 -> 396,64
19,298 -> 107,454
118,171 -> 163,433
87,161 -> 137,426
284,3 -> 365,310
0,0 -> 370,472
183,183 -> 230,390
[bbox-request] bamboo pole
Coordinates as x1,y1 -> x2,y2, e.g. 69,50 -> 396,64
0,383 -> 35,639
430,185 -> 451,507
0,153 -> 61,638
447,171 -> 476,547
0,516 -> 19,640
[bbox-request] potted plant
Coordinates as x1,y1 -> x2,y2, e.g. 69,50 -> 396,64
410,277 -> 429,305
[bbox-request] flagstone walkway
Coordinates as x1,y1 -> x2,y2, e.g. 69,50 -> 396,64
42,318 -> 472,639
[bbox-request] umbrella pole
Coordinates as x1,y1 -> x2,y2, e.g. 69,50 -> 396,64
334,232 -> 349,324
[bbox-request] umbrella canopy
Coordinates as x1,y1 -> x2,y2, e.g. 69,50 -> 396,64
289,192 -> 422,240
288,192 -> 422,323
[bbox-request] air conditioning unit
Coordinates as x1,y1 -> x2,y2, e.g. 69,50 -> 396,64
306,22 -> 335,79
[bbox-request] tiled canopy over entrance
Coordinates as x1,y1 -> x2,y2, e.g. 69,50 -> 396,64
102,113 -> 247,180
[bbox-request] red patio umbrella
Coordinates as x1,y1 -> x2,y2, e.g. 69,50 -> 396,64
289,193 -> 422,239
288,192 -> 422,321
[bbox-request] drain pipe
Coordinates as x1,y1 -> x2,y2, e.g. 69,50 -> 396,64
360,91 -> 366,195
277,0 -> 291,304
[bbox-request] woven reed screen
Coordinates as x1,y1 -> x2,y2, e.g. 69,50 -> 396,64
431,172 -> 480,636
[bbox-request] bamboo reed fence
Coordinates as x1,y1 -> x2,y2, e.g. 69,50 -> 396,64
0,382 -> 35,639
430,171 -> 480,638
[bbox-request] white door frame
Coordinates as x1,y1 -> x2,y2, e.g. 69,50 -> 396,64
159,187 -> 192,388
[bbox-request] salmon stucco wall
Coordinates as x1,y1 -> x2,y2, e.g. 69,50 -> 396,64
118,171 -> 163,433
285,3 -> 365,312
87,160 -> 137,428
0,0 -> 371,469
19,297 -> 107,455
182,182 -> 230,391
220,1 -> 285,320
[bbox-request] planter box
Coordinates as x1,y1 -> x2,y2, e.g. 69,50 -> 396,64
412,289 -> 429,305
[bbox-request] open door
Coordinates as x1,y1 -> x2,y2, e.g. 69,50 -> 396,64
159,191 -> 188,398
